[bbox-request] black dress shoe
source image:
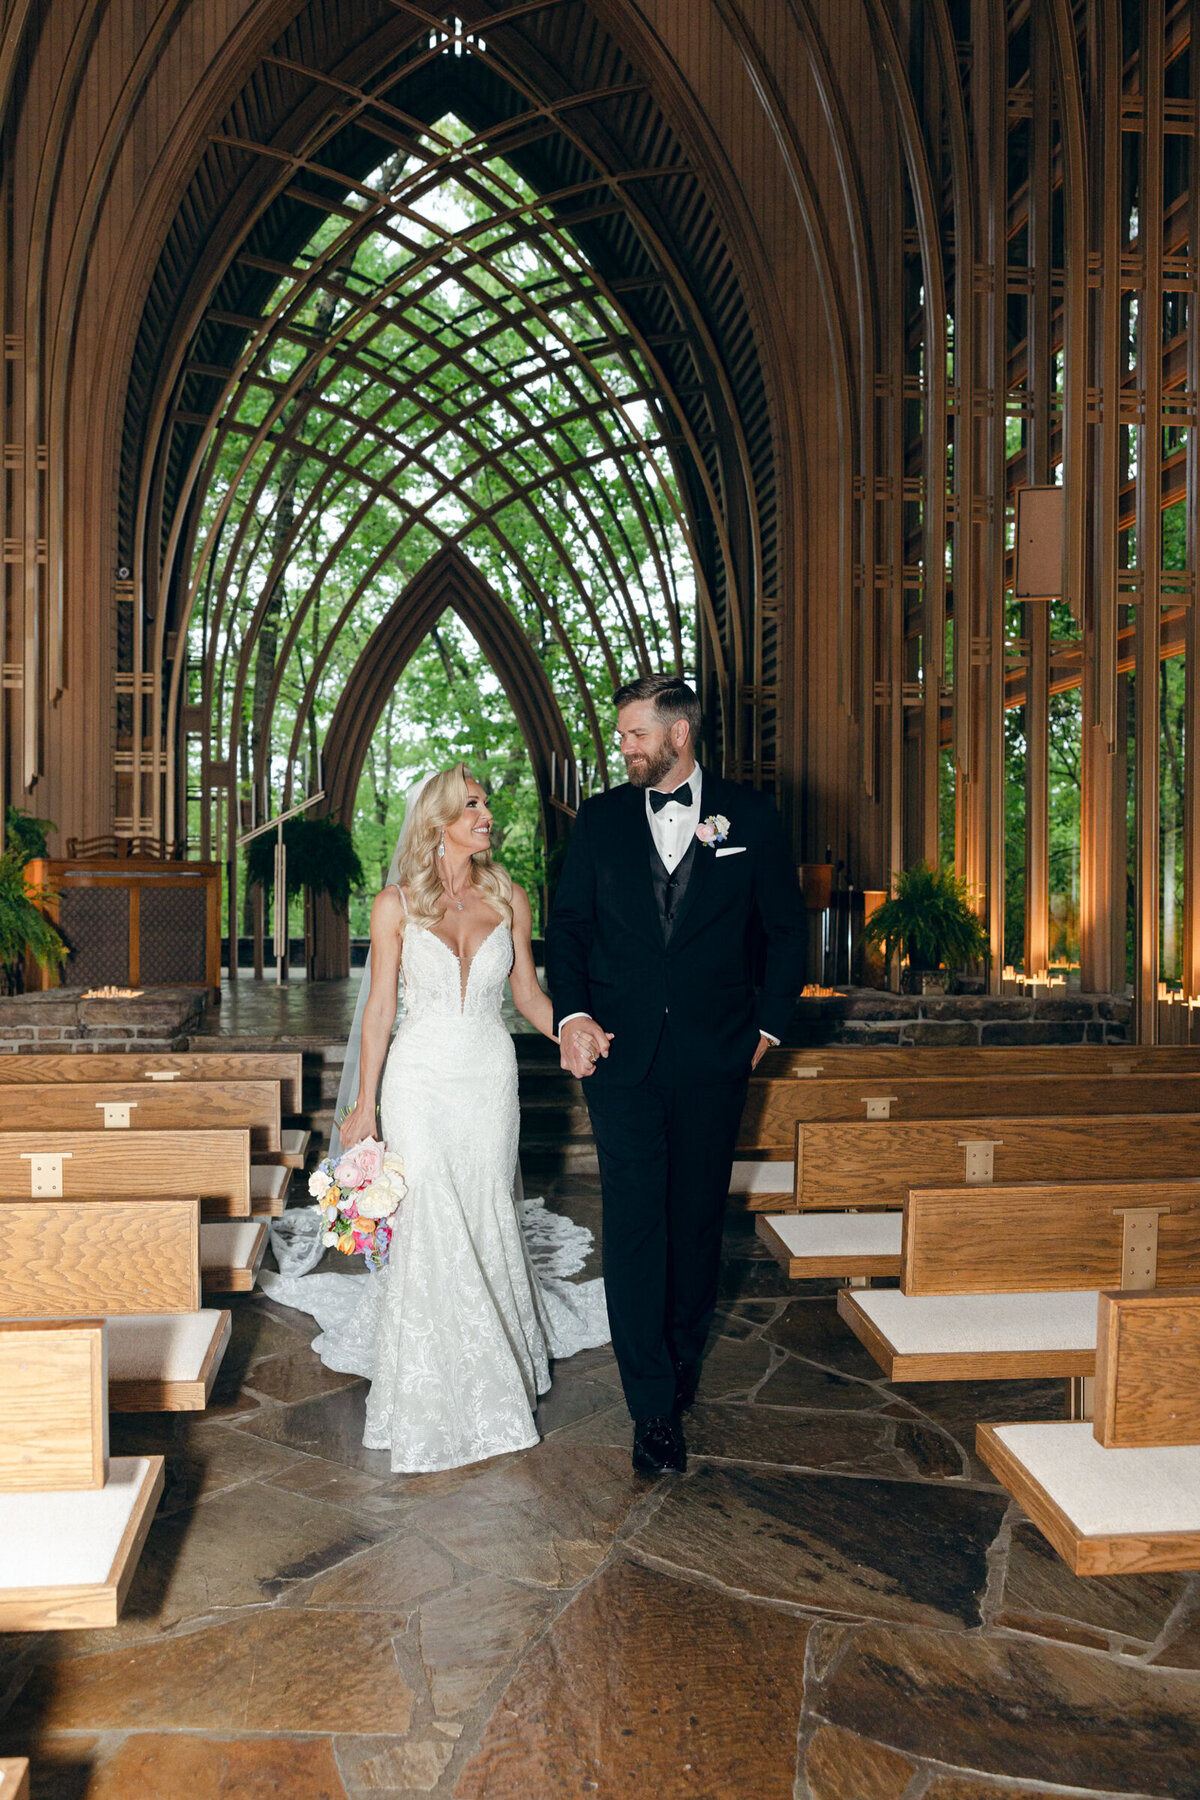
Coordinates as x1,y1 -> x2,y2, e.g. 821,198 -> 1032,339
632,1415 -> 687,1475
672,1359 -> 700,1414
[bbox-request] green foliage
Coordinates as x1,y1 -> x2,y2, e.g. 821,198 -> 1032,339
0,850 -> 68,991
187,112 -> 695,946
6,806 -> 55,864
246,815 -> 365,915
863,861 -> 990,973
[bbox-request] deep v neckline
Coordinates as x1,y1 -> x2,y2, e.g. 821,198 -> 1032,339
424,919 -> 503,1012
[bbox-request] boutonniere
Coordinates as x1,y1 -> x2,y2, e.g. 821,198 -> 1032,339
695,813 -> 731,847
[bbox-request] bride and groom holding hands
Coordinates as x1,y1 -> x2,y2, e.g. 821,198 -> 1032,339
267,673 -> 805,1478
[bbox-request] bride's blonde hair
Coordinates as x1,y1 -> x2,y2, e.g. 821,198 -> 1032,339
394,764 -> 513,931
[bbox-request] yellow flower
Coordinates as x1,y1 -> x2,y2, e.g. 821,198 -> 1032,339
335,1233 -> 357,1255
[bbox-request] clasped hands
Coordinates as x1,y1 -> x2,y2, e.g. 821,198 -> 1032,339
558,1016 -> 614,1078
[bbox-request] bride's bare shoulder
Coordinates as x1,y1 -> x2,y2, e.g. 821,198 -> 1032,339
370,884 -> 407,928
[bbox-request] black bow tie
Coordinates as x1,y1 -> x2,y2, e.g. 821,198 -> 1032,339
650,782 -> 693,813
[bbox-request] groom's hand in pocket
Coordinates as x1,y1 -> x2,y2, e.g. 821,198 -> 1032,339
560,1016 -> 613,1078
750,1033 -> 773,1071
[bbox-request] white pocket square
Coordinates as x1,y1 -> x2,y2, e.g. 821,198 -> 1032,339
715,846 -> 746,858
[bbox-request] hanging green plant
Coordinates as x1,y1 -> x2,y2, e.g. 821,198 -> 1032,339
246,815 -> 365,915
5,805 -> 56,864
863,861 -> 990,979
0,849 -> 68,995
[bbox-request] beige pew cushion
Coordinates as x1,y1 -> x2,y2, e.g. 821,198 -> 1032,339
851,1288 -> 1099,1356
0,1456 -> 155,1588
989,1421 -> 1200,1537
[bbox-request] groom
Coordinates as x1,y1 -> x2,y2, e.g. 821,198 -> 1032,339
545,675 -> 806,1475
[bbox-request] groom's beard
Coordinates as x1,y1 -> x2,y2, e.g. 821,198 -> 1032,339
624,741 -> 679,788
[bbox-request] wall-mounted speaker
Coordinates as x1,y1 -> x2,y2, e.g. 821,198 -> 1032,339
1014,485 -> 1064,599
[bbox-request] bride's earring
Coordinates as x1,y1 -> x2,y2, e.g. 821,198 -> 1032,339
437,830 -> 446,859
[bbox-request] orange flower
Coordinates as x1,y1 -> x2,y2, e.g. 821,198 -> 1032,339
335,1233 -> 357,1255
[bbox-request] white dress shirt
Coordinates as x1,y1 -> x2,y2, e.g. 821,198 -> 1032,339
558,760 -> 779,1048
647,764 -> 702,871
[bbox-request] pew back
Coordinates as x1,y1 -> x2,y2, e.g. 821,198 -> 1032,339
766,1045 -> 1200,1080
0,1051 -> 303,1113
1094,1288 -> 1200,1448
0,1080 -> 280,1151
793,1115 -> 1200,1210
0,1200 -> 200,1315
741,1072 -> 1200,1146
0,1321 -> 107,1491
901,1182 -> 1200,1295
0,1129 -> 250,1214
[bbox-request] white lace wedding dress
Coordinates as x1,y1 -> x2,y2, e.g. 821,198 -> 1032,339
258,917 -> 610,1473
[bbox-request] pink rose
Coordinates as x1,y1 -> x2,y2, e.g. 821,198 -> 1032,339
334,1137 -> 385,1190
695,821 -> 717,844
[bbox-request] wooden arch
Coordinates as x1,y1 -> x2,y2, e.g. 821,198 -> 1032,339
311,546 -> 574,978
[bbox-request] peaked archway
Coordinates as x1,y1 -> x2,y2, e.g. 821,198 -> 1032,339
312,547 -> 575,977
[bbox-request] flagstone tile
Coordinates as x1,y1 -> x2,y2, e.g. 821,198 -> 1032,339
79,1733 -> 349,1799
299,1533 -> 455,1611
532,1374 -> 617,1438
763,1298 -> 891,1380
684,1402 -> 900,1473
265,1457 -> 388,1508
149,1425 -> 303,1518
630,1465 -> 1006,1627
716,1253 -> 799,1302
555,1343 -> 623,1389
890,1419 -> 970,1480
233,1385 -> 397,1477
11,1610 -> 413,1736
336,1732 -> 454,1795
693,1335 -> 774,1398
922,1781 -> 1103,1800
802,1724 -> 916,1800
999,1521 -> 1188,1647
418,1572 -> 556,1715
453,1558 -> 809,1800
1152,1592 -> 1200,1669
413,1442 -> 643,1588
112,1479 -> 397,1633
808,1623 -> 1200,1798
754,1353 -> 887,1412
549,1400 -> 630,1450
242,1351 -> 365,1406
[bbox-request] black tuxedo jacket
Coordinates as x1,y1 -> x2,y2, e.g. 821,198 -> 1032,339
545,773 -> 806,1085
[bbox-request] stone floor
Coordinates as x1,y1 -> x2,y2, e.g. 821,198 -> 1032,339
2,1192 -> 1199,1798
199,974 -> 535,1041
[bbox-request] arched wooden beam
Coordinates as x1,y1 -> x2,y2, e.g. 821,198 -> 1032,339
321,543 -> 574,842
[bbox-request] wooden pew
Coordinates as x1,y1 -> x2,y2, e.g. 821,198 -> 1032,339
791,1114 -> 1200,1210
0,1079 -> 280,1153
763,1044 -> 1200,1080
978,1289 -> 1200,1574
0,1199 -> 231,1411
251,1161 -> 291,1215
200,1219 -> 269,1293
836,1180 -> 1200,1385
0,1320 -> 108,1491
0,1128 -> 251,1215
739,1071 -> 1200,1146
0,1049 -> 303,1113
0,1320 -> 165,1630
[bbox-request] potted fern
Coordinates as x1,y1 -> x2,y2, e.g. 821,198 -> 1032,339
862,861 -> 989,994
0,848 -> 68,995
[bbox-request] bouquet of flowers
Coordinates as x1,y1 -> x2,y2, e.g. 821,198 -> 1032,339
308,1136 -> 407,1272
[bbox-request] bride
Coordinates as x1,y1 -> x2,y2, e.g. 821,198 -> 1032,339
261,764 -> 610,1473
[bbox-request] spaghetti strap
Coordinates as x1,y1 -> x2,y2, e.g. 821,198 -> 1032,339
391,882 -> 408,914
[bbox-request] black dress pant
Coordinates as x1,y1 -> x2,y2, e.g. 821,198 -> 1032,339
584,1023 -> 749,1421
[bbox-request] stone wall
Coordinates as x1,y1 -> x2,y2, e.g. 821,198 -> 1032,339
785,987 -> 1133,1047
0,987 -> 207,1052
